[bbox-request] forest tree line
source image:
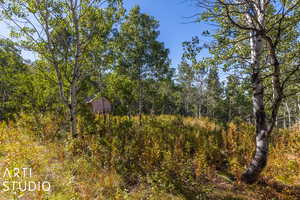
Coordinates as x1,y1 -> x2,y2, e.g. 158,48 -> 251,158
0,2 -> 299,128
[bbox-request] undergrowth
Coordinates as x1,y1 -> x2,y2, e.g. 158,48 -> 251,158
0,114 -> 299,199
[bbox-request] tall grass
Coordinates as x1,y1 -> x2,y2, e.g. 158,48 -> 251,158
0,114 -> 299,199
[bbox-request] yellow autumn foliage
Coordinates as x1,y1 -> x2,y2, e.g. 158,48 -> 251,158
0,114 -> 298,199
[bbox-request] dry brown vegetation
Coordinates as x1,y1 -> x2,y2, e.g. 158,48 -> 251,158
0,114 -> 299,200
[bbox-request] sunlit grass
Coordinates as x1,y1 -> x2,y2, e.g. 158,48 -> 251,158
0,114 -> 299,199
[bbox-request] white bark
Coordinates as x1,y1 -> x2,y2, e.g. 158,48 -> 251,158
297,94 -> 300,115
285,101 -> 291,127
241,0 -> 269,184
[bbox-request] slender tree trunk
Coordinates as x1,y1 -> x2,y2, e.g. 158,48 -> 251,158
283,111 -> 287,129
138,80 -> 142,125
69,0 -> 81,138
285,102 -> 291,128
137,66 -> 142,124
69,90 -> 78,138
296,95 -> 300,121
228,98 -> 232,122
241,67 -> 269,184
241,7 -> 269,182
69,68 -> 79,138
297,94 -> 300,113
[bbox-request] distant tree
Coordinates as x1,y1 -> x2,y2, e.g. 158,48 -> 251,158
103,72 -> 136,115
0,39 -> 27,120
115,6 -> 171,117
177,36 -> 208,117
177,61 -> 197,116
224,74 -> 252,122
205,66 -> 224,119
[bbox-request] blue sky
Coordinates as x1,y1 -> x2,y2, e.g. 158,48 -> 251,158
0,0 -> 207,67
124,0 -> 205,67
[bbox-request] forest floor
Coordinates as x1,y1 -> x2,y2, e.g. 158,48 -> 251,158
197,172 -> 300,200
0,114 -> 299,200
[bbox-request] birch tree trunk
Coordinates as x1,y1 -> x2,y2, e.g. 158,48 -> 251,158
241,2 -> 269,183
297,94 -> 300,113
285,102 -> 291,127
241,33 -> 269,183
283,111 -> 287,129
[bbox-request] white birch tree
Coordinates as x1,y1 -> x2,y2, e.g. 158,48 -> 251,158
194,0 -> 300,183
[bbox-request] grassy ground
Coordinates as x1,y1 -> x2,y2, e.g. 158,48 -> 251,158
0,114 -> 299,200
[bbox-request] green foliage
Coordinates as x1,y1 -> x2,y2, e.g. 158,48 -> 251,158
0,115 -> 299,199
0,39 -> 28,120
